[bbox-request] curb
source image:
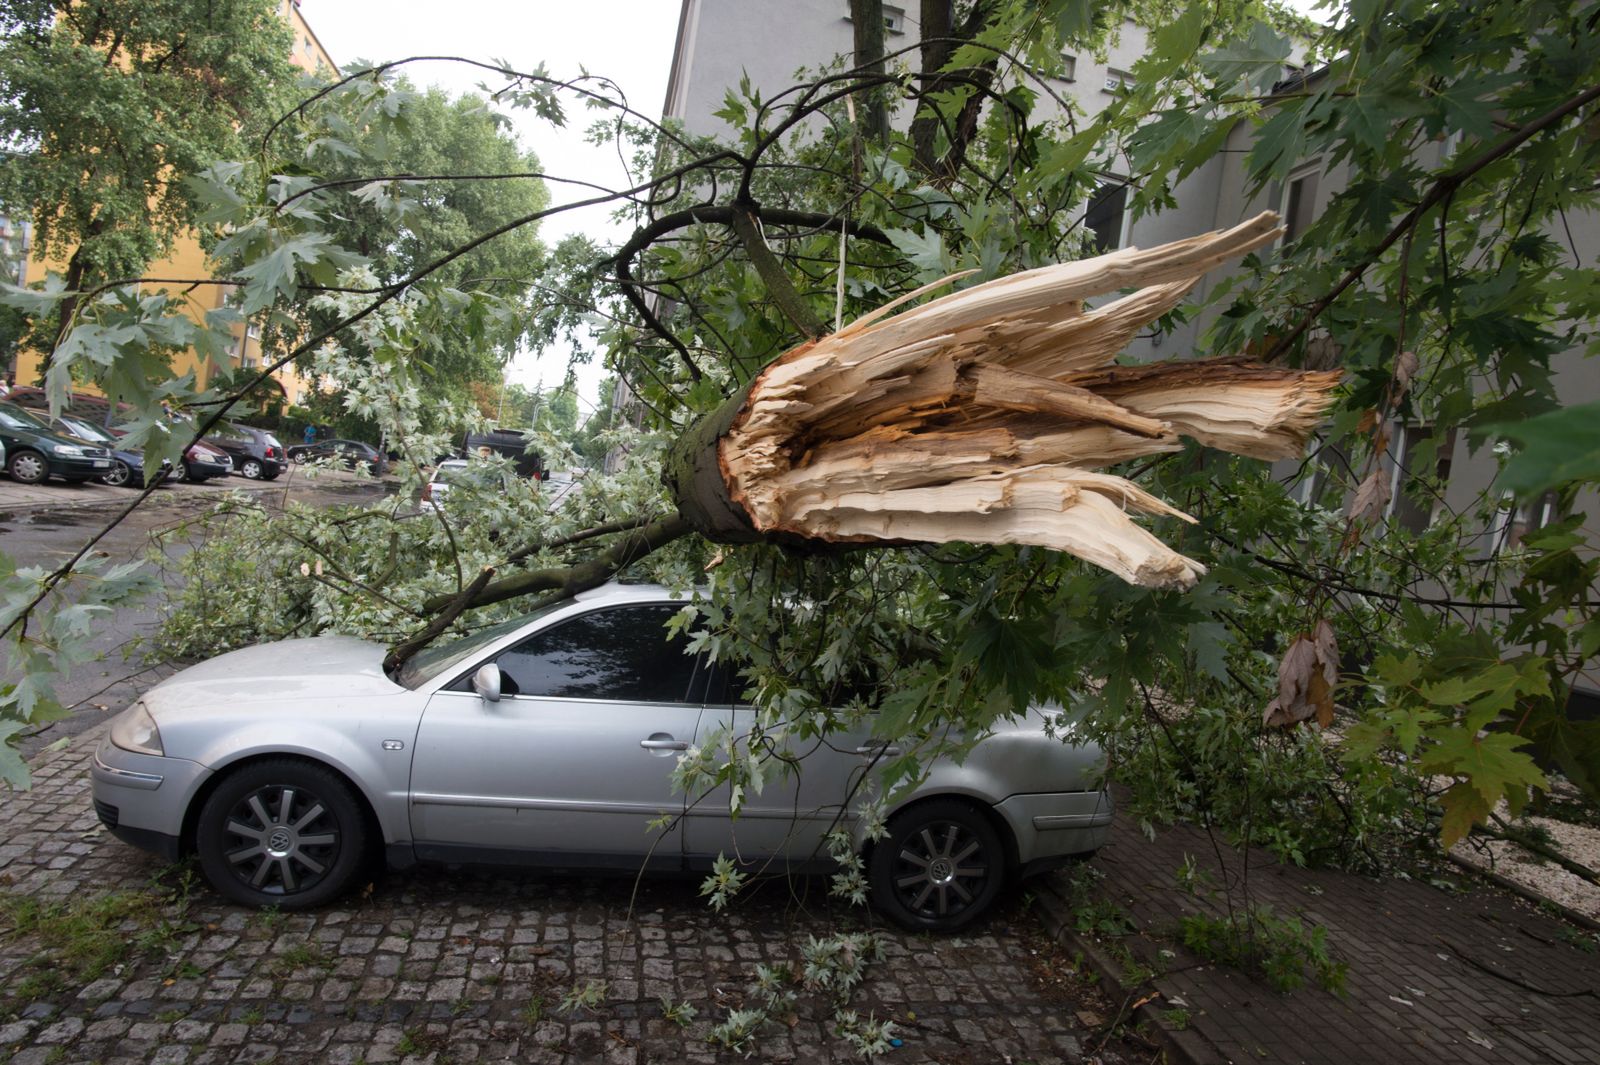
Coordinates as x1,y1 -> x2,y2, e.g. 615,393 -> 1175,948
1032,876 -> 1224,1065
1447,853 -> 1600,933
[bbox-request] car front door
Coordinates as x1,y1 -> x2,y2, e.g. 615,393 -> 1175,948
408,603 -> 709,870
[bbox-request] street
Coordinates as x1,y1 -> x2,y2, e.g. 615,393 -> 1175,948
0,469 -> 391,759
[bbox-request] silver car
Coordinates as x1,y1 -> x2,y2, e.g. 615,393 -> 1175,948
91,583 -> 1111,930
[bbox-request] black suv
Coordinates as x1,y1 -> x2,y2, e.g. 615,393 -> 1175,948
203,422 -> 286,480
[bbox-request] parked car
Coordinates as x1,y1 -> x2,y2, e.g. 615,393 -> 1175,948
171,438 -> 235,484
45,413 -> 165,489
203,422 -> 286,480
91,584 -> 1111,929
419,458 -> 503,509
287,438 -> 383,474
0,401 -> 114,484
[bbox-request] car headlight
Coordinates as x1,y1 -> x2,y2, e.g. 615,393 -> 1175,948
110,703 -> 164,756
52,443 -> 84,456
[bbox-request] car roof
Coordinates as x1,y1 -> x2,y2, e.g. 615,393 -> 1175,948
568,582 -> 699,608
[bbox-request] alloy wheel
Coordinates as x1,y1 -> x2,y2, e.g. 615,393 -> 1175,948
241,458 -> 263,479
103,460 -> 132,487
219,783 -> 341,897
889,819 -> 990,920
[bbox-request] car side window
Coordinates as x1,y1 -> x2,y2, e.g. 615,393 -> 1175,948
494,605 -> 704,704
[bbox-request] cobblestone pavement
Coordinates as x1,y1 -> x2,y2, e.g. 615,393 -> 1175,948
0,730 -> 1147,1065
1038,793 -> 1600,1065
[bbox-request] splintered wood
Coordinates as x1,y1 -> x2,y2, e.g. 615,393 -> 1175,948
710,211 -> 1341,589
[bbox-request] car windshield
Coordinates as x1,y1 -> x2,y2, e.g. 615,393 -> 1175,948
0,402 -> 48,430
59,417 -> 116,444
394,603 -> 566,689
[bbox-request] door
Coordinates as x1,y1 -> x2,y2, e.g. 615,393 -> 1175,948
685,670 -> 880,872
409,603 -> 710,870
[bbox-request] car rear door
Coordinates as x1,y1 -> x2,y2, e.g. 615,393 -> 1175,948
408,603 -> 710,870
685,671 -> 878,872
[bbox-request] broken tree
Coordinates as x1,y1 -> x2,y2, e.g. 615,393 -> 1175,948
420,210 -> 1340,632
665,210 -> 1340,589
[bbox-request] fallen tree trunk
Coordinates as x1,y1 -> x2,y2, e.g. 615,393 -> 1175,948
419,210 -> 1340,638
662,210 -> 1340,590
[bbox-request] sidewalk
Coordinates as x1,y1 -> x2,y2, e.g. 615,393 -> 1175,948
0,465 -> 393,512
1039,795 -> 1600,1065
0,728 -> 1150,1064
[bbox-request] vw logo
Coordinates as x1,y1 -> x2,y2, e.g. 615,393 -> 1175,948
268,829 -> 293,854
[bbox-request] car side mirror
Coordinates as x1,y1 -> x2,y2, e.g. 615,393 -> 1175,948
472,663 -> 503,703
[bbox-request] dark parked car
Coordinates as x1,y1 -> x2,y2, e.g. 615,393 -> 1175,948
287,438 -> 383,474
0,401 -> 114,484
171,438 -> 235,483
203,422 -> 286,480
45,413 -> 165,489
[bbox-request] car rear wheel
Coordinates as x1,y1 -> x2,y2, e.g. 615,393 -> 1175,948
102,459 -> 133,488
868,799 -> 1005,932
7,449 -> 48,485
195,759 -> 368,909
240,457 -> 264,479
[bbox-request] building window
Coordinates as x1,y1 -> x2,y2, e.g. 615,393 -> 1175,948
845,4 -> 906,34
1387,424 -> 1454,534
1059,54 -> 1077,82
1085,179 -> 1129,253
1282,165 -> 1320,244
1103,68 -> 1133,94
1494,490 -> 1562,552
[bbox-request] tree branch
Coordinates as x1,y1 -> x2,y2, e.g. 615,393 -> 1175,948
1265,81 -> 1600,362
730,205 -> 827,339
383,564 -> 496,673
420,514 -> 693,615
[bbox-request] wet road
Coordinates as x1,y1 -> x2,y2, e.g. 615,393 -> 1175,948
0,473 -> 391,759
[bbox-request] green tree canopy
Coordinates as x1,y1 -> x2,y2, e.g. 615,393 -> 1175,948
0,0 -> 301,306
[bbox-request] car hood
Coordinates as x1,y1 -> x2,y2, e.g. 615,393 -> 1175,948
143,636 -> 402,710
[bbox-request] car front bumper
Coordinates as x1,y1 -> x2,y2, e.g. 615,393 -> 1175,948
993,788 -> 1113,872
89,737 -> 212,861
49,453 -> 114,479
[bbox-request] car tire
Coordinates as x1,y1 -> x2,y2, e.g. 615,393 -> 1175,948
868,798 -> 1006,932
290,448 -> 308,464
195,758 -> 369,909
102,459 -> 134,488
240,458 -> 264,479
170,462 -> 190,484
6,449 -> 48,485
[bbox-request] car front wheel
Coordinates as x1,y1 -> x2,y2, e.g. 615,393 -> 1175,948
195,759 -> 368,908
239,458 -> 264,479
7,449 -> 48,484
868,799 -> 1005,932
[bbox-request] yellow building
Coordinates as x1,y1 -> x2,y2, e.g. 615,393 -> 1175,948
13,0 -> 338,408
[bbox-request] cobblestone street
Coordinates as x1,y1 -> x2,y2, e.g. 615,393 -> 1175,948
0,728 -> 1138,1065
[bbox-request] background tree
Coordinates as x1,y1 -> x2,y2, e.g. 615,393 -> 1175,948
0,0 -> 301,356
291,77 -> 551,399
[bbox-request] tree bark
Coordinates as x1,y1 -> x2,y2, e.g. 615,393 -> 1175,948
849,0 -> 890,145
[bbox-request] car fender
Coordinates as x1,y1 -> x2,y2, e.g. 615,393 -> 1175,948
191,723 -> 415,845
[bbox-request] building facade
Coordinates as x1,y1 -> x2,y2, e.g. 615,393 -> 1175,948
9,0 -> 338,407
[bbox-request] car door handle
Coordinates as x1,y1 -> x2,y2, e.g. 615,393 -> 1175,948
640,738 -> 689,751
856,744 -> 902,757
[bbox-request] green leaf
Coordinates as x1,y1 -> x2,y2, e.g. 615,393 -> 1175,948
1487,400 -> 1600,495
1419,728 -> 1545,808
